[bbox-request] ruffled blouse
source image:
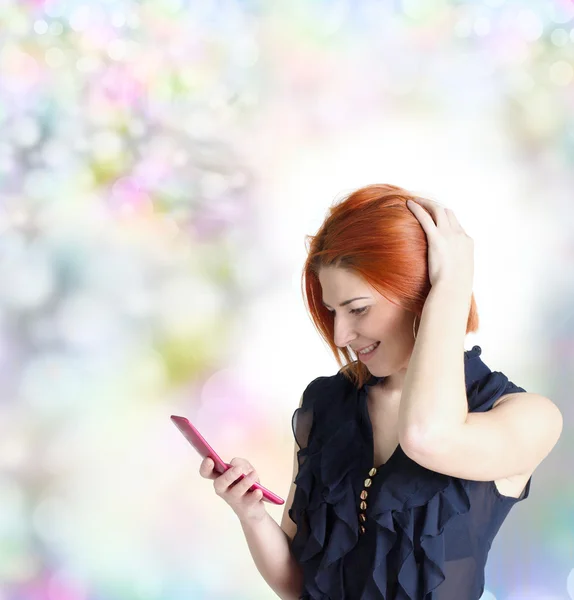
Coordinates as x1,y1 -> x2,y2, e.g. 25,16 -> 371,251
288,345 -> 531,600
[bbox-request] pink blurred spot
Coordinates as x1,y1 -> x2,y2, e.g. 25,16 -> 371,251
109,176 -> 154,215
17,568 -> 87,600
97,65 -> 147,109
133,158 -> 171,186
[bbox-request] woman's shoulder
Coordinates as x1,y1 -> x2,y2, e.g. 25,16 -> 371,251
292,371 -> 355,451
301,370 -> 355,409
464,345 -> 528,413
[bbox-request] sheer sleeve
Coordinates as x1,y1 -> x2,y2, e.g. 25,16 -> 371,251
288,376 -> 327,531
468,370 -> 527,413
465,346 -> 528,413
291,376 -> 324,452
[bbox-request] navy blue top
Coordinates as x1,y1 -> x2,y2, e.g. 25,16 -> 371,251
289,345 -> 531,600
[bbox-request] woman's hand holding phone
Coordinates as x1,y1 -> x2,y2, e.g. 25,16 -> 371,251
199,456 -> 268,524
170,415 -> 284,506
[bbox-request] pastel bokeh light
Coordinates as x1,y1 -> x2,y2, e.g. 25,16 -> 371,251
0,0 -> 572,599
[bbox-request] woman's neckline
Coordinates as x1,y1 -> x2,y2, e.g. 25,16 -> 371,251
362,345 -> 481,390
358,345 -> 482,470
358,383 -> 402,471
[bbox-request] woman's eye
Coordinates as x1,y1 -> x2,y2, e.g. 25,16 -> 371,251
328,306 -> 368,316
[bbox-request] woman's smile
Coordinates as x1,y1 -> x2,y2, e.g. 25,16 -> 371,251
357,341 -> 381,361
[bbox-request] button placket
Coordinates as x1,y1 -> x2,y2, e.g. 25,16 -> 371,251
358,466 -> 378,534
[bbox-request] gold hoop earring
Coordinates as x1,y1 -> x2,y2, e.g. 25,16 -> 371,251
413,315 -> 418,341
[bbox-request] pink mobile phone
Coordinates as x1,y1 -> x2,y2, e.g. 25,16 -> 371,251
170,415 -> 285,505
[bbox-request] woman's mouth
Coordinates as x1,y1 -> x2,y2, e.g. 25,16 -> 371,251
357,341 -> 380,361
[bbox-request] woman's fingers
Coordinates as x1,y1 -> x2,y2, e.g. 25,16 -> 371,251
214,463 -> 250,495
199,457 -> 218,480
199,456 -> 257,482
204,457 -> 267,522
229,469 -> 259,498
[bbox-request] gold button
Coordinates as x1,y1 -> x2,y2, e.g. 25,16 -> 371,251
369,467 -> 378,476
360,490 -> 368,500
364,478 -> 372,487
360,525 -> 365,534
359,513 -> 366,523
360,500 -> 367,510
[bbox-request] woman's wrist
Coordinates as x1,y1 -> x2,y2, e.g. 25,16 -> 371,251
238,507 -> 271,529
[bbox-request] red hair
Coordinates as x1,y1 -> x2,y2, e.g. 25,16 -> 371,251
301,183 -> 479,390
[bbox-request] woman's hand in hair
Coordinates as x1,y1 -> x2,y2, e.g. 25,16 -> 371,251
406,197 -> 474,292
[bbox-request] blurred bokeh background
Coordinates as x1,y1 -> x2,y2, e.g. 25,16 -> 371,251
0,0 -> 573,598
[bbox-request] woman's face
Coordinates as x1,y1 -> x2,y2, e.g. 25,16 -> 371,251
317,266 -> 417,378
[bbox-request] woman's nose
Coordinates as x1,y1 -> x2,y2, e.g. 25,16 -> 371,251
333,320 -> 357,349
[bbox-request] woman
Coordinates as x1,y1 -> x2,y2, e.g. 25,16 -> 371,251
200,184 -> 562,599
